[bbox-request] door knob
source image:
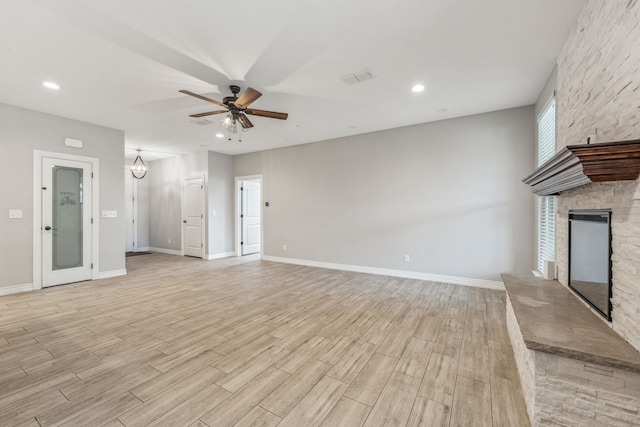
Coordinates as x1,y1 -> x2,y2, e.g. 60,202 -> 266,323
183,220 -> 187,223
44,226 -> 57,231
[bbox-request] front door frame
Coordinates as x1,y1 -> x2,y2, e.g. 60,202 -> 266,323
33,150 -> 100,290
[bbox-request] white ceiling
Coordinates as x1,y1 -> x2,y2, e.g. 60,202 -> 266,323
0,0 -> 586,160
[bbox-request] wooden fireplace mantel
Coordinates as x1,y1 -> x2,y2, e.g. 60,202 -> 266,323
523,139 -> 640,196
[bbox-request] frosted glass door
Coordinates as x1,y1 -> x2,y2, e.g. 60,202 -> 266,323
52,166 -> 84,270
42,157 -> 92,287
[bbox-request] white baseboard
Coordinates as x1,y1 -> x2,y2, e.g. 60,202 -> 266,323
261,255 -> 505,290
135,247 -> 150,252
148,247 -> 183,256
97,269 -> 127,279
0,283 -> 34,296
0,270 -> 128,296
207,251 -> 235,260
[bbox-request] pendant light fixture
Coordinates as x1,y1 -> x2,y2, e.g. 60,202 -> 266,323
131,149 -> 148,179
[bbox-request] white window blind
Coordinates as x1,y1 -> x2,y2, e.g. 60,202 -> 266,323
537,96 -> 556,273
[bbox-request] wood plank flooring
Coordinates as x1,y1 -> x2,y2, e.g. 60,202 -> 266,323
0,254 -> 530,426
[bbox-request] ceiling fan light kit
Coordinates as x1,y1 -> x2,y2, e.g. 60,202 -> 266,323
180,85 -> 288,142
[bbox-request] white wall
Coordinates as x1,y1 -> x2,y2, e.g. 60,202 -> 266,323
0,103 -> 125,290
234,106 -> 536,281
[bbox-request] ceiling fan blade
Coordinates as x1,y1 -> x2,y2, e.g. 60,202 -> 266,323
238,113 -> 254,129
245,108 -> 288,120
234,87 -> 262,108
179,90 -> 227,108
189,110 -> 228,118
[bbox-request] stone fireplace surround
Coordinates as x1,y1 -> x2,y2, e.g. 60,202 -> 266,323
504,0 -> 640,424
557,181 -> 640,352
503,152 -> 640,426
507,151 -> 640,425
506,142 -> 640,425
554,0 -> 640,358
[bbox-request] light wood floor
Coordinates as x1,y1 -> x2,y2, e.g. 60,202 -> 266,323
0,254 -> 530,426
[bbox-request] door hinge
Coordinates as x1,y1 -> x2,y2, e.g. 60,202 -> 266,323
201,243 -> 203,248
91,172 -> 94,178
241,187 -> 244,191
201,214 -> 203,218
241,241 -> 243,245
91,218 -> 94,224
91,263 -> 94,269
240,214 -> 243,218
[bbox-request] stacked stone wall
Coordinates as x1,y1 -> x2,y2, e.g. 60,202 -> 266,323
506,299 -> 535,422
556,0 -> 640,353
534,352 -> 640,426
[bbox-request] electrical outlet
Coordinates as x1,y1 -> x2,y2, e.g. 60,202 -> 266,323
168,239 -> 171,244
403,254 -> 410,263
282,244 -> 287,251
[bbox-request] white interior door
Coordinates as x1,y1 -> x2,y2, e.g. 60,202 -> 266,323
124,170 -> 134,252
183,178 -> 204,258
241,179 -> 261,255
42,157 -> 92,287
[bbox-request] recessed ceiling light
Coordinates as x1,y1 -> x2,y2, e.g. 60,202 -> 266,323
42,81 -> 60,90
411,84 -> 425,93
215,133 -> 224,138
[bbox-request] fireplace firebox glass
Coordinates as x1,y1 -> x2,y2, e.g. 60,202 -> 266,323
568,210 -> 612,321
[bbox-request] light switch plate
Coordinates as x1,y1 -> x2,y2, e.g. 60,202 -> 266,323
9,209 -> 23,219
102,210 -> 117,218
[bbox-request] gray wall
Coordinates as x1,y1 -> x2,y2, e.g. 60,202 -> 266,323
0,103 -> 125,289
207,151 -> 234,255
148,153 -> 206,252
233,106 -> 536,281
148,150 -> 233,256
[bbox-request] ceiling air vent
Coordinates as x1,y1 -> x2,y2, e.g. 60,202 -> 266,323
191,118 -> 213,126
339,69 -> 375,85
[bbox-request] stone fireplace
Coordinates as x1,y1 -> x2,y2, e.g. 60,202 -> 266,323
556,0 -> 640,354
557,182 -> 639,349
503,1 -> 640,425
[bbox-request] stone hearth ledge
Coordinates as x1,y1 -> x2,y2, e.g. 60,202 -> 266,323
501,273 -> 640,373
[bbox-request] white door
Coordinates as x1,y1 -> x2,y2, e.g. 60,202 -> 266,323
183,178 -> 204,258
241,179 -> 261,255
42,157 -> 93,287
124,170 -> 134,252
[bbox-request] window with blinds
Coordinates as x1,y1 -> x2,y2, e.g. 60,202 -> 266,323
537,96 -> 556,273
